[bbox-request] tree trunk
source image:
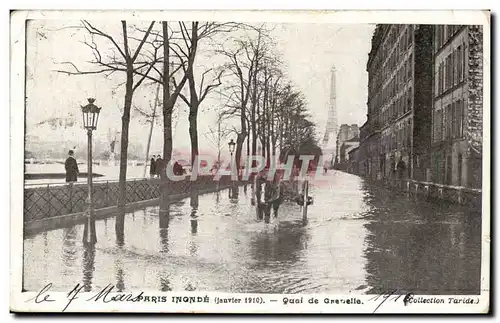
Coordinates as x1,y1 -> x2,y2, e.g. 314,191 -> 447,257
162,21 -> 172,177
188,107 -> 199,166
235,133 -> 245,179
188,23 -> 200,167
246,118 -> 251,158
118,71 -> 134,208
251,106 -> 257,167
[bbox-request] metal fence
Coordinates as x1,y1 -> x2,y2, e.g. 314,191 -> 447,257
24,176 -> 233,223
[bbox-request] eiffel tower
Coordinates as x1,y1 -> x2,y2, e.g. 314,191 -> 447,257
322,65 -> 338,166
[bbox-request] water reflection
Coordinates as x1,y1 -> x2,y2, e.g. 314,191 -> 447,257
248,221 -> 307,268
229,184 -> 239,202
115,258 -> 125,292
159,275 -> 172,292
115,212 -> 125,247
83,217 -> 97,244
190,185 -> 199,235
82,240 -> 96,292
159,195 -> 171,230
361,183 -> 481,295
61,227 -> 77,268
159,195 -> 170,253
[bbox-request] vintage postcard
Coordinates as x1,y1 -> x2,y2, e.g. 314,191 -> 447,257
10,10 -> 490,314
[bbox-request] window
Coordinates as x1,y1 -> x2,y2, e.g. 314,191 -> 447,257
452,49 -> 457,86
447,54 -> 452,89
463,44 -> 467,81
451,101 -> 457,137
407,87 -> 412,110
450,51 -> 454,87
438,63 -> 443,94
407,27 -> 412,48
457,45 -> 463,82
407,54 -> 412,80
436,26 -> 441,50
445,104 -> 452,140
443,58 -> 447,90
441,63 -> 445,93
434,109 -> 443,142
455,49 -> 459,86
402,92 -> 407,113
457,153 -> 463,186
457,99 -> 464,137
408,119 -> 412,147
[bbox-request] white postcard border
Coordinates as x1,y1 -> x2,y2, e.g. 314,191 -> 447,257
10,9 -> 491,314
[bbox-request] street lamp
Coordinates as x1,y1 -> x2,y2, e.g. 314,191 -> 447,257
228,139 -> 236,195
81,98 -> 101,243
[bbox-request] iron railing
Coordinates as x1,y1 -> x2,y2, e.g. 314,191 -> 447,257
24,176 -> 233,223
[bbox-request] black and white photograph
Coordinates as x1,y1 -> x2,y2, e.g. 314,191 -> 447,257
10,10 -> 490,314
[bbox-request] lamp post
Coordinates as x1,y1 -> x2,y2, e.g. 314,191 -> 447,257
81,98 -> 101,244
228,139 -> 236,198
228,138 -> 236,168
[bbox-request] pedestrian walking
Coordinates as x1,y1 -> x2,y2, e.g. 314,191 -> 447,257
149,155 -> 156,178
397,157 -> 406,180
65,150 -> 79,183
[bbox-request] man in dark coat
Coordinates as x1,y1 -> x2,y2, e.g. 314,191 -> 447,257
156,155 -> 164,178
149,156 -> 156,178
65,150 -> 79,183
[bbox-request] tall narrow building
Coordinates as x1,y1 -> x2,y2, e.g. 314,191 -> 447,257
431,25 -> 483,188
359,24 -> 433,181
322,66 -> 339,163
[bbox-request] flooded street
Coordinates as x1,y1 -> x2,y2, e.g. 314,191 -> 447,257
23,171 -> 481,295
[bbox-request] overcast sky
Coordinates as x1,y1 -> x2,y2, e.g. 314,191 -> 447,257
25,20 -> 374,156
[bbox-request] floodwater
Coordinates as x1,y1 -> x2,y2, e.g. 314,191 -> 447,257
23,171 -> 482,294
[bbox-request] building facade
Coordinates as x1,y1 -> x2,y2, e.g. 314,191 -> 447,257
361,24 -> 433,181
347,146 -> 360,174
431,25 -> 483,188
335,124 -> 359,163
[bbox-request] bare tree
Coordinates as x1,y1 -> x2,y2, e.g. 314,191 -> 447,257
203,110 -> 230,170
131,22 -> 190,176
216,26 -> 271,175
55,20 -> 157,208
173,22 -> 244,168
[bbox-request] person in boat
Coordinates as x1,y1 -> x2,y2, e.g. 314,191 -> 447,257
65,150 -> 79,184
